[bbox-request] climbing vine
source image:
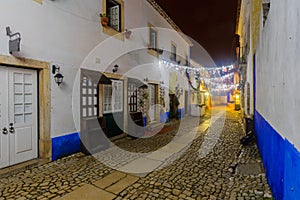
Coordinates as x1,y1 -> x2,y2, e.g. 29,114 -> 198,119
185,68 -> 201,91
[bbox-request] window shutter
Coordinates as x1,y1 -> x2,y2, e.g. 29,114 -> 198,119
150,28 -> 157,49
80,71 -> 99,118
110,5 -> 120,32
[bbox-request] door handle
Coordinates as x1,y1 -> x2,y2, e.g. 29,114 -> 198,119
2,127 -> 8,135
9,123 -> 15,134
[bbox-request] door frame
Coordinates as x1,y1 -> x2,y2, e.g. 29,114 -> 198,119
184,90 -> 188,115
147,82 -> 159,122
0,55 -> 51,162
102,72 -> 127,136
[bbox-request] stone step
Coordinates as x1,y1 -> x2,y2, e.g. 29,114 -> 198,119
146,121 -> 164,131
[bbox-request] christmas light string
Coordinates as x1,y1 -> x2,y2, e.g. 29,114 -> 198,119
159,59 -> 237,93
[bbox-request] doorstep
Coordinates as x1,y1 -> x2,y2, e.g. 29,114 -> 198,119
0,158 -> 48,178
110,133 -> 127,141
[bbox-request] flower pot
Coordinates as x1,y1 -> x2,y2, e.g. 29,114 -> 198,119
100,17 -> 109,27
158,49 -> 163,55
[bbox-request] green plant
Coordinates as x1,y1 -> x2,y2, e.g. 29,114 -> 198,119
142,92 -> 148,100
99,13 -> 109,18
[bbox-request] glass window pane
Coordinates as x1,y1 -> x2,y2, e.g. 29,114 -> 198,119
25,113 -> 32,123
14,84 -> 23,93
24,74 -> 32,84
82,108 -> 87,117
15,114 -> 24,124
24,94 -> 32,103
14,73 -> 23,83
14,104 -> 23,114
25,104 -> 33,113
24,84 -> 32,93
88,97 -> 92,105
14,94 -> 23,104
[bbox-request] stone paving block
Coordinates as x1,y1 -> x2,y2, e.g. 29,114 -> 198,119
237,163 -> 263,175
145,150 -> 174,162
159,142 -> 186,154
93,171 -> 126,189
106,175 -> 139,194
173,134 -> 197,145
0,108 -> 273,200
198,124 -> 210,132
59,184 -> 115,200
117,157 -> 162,177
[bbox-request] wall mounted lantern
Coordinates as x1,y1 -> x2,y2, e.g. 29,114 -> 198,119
52,65 -> 64,86
112,64 -> 119,73
6,26 -> 21,54
124,29 -> 132,39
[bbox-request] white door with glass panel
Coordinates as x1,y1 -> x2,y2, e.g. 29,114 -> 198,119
0,66 -> 38,169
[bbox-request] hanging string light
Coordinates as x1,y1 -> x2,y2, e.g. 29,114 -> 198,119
159,59 -> 237,93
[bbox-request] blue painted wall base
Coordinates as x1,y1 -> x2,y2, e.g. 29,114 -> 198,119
178,108 -> 185,119
160,112 -> 168,123
52,132 -> 81,161
255,111 -> 300,200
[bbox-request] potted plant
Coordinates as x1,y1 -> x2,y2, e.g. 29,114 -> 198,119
157,48 -> 163,55
99,13 -> 109,27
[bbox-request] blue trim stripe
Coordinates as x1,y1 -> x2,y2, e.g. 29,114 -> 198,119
159,112 -> 170,123
178,108 -> 185,119
166,112 -> 170,122
284,141 -> 300,200
52,132 -> 81,161
160,112 -> 168,123
255,111 -> 300,200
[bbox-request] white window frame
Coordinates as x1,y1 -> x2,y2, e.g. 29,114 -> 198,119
109,4 -> 120,32
103,80 -> 123,114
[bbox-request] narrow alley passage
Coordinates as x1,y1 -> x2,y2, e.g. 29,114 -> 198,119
0,107 -> 272,200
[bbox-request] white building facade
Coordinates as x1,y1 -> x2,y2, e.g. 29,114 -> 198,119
238,0 -> 300,199
0,0 -> 191,168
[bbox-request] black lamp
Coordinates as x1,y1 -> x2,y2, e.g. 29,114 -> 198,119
52,65 -> 64,86
113,64 -> 119,73
6,26 -> 21,54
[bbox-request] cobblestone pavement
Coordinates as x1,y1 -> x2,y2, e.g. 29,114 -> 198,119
0,106 -> 273,199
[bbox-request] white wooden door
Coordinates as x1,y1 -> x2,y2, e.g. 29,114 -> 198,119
0,66 -> 38,168
0,68 -> 9,168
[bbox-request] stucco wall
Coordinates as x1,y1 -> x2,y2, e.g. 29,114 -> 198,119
237,0 -> 300,198
256,0 -> 300,150
0,0 -> 190,138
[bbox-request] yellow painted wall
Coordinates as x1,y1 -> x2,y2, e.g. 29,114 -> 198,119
169,72 -> 177,94
251,0 -> 262,52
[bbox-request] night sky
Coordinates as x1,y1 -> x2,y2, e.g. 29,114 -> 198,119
155,0 -> 238,66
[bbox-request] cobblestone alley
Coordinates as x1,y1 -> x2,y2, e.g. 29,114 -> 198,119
0,107 -> 273,200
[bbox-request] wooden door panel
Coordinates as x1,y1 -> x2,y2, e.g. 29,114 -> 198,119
9,68 -> 38,165
0,66 -> 9,168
